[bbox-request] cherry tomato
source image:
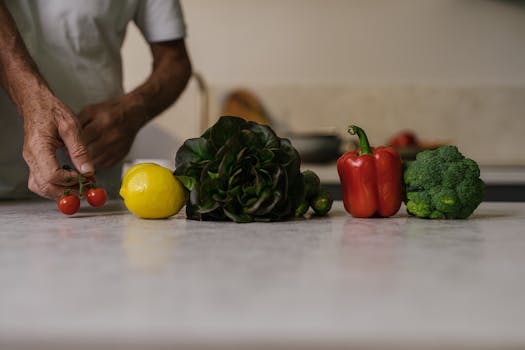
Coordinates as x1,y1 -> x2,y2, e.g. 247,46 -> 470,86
388,131 -> 419,148
57,194 -> 80,215
86,187 -> 107,207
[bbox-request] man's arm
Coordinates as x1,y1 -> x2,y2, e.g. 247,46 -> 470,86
78,39 -> 192,168
0,1 -> 94,199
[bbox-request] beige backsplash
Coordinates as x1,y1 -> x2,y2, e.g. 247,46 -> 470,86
128,84 -> 525,167
207,85 -> 525,166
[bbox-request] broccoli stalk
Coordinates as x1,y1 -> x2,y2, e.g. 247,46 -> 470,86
403,146 -> 485,219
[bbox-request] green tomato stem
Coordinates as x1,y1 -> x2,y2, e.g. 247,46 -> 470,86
78,174 -> 85,198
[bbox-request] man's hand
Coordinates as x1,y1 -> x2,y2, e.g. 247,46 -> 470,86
78,39 -> 191,169
1,1 -> 94,199
78,98 -> 140,168
21,90 -> 94,199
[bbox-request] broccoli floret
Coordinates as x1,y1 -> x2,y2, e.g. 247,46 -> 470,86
403,146 -> 485,219
406,192 -> 432,217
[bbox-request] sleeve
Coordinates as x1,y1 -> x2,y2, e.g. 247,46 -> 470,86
134,0 -> 186,43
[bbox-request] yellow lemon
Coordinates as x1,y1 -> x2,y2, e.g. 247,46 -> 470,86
119,163 -> 187,219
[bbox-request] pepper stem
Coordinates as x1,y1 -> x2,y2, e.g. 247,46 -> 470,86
348,125 -> 372,155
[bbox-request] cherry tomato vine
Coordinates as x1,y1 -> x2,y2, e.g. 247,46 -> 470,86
57,166 -> 107,215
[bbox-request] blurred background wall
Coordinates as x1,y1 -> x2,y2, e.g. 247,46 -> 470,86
122,0 -> 525,165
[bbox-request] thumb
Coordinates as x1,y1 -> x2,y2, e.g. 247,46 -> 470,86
58,117 -> 95,176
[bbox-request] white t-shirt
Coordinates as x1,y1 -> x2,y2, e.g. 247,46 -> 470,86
0,0 -> 186,198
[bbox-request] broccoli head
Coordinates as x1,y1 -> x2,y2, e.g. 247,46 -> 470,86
403,145 -> 485,219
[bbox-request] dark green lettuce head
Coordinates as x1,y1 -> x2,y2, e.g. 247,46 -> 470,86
174,116 -> 305,222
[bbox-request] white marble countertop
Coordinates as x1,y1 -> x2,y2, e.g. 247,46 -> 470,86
1,200 -> 525,350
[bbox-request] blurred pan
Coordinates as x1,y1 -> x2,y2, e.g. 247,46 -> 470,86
285,132 -> 342,164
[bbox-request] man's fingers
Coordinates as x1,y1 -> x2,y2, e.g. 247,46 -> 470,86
27,172 -> 71,200
93,155 -> 114,168
80,123 -> 99,146
92,151 -> 113,168
90,140 -> 125,168
52,167 -> 80,186
24,142 -> 81,197
77,107 -> 94,128
56,110 -> 95,176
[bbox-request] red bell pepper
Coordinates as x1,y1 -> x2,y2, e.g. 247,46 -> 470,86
337,125 -> 402,218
